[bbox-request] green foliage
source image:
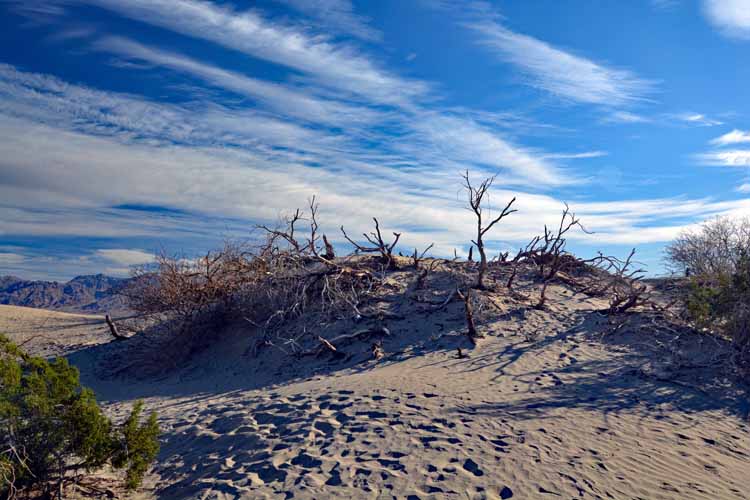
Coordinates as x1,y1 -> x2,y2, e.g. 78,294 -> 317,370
0,334 -> 160,498
685,278 -> 723,329
682,251 -> 750,376
112,400 -> 161,490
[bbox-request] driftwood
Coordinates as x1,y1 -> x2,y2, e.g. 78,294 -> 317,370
411,289 -> 457,309
105,315 -> 128,341
311,327 -> 391,358
316,336 -> 344,358
328,326 -> 391,345
372,341 -> 384,360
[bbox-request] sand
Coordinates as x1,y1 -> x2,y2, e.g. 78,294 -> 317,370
2,272 -> 749,499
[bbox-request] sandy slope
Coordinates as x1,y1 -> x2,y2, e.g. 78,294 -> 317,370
0,304 -> 108,357
2,279 -> 749,499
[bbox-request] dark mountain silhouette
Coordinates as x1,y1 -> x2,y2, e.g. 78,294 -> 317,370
0,274 -> 132,314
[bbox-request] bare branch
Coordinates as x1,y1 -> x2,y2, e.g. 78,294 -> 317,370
341,218 -> 401,269
461,170 -> 517,289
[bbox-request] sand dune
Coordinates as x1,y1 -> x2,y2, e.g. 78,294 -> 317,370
0,304 -> 108,358
2,276 -> 749,499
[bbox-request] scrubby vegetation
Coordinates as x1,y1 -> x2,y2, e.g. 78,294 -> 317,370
667,216 -> 750,377
119,173 -> 656,366
0,334 -> 160,499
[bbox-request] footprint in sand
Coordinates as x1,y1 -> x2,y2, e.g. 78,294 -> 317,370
462,458 -> 484,476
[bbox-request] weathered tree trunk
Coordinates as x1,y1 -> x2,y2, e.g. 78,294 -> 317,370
476,244 -> 487,289
322,234 -> 335,260
105,314 -> 127,341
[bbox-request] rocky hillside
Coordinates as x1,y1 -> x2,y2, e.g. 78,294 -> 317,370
0,274 -> 131,314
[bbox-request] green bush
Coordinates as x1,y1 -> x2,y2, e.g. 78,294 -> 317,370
685,277 -> 724,329
683,252 -> 750,376
0,334 -> 160,498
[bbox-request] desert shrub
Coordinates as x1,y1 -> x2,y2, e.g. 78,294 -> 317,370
125,202 -> 380,355
685,278 -> 723,328
111,401 -> 161,491
0,334 -> 160,498
666,216 -> 750,276
684,240 -> 750,375
126,244 -> 254,322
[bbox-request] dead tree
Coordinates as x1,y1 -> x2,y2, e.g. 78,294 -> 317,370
503,203 -> 588,307
341,218 -> 402,269
258,195 -> 335,265
105,314 -> 128,341
456,287 -> 481,344
259,208 -> 305,254
535,204 -> 588,308
506,235 -> 542,290
592,249 -> 651,314
411,243 -> 434,269
322,234 -> 335,260
462,170 -> 517,289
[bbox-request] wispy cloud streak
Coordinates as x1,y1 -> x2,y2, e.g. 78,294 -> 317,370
276,0 -> 381,41
73,0 -> 427,106
94,36 -> 382,127
466,21 -> 655,106
712,129 -> 750,146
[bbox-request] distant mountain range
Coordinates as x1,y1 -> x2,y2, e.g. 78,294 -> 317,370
0,274 -> 132,314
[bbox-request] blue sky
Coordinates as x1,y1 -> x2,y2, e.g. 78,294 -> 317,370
1,0 -> 750,280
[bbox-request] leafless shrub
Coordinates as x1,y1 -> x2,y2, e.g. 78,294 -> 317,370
461,170 -> 517,289
589,249 -> 651,314
341,218 -> 402,269
125,199 -> 381,358
666,216 -> 750,277
532,204 -> 588,308
125,244 -> 252,323
504,203 -> 588,308
259,195 -> 335,266
411,243 -> 434,269
506,236 -> 541,291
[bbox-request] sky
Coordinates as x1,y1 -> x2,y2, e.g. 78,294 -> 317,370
1,0 -> 750,280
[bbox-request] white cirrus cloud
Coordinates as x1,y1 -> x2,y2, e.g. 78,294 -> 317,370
697,150 -> 750,166
0,62 -> 574,190
65,0 -> 428,107
3,63 -> 749,272
604,111 -> 652,124
95,248 -> 155,266
93,36 -> 383,127
711,129 -> 750,146
703,0 -> 750,39
276,0 -> 381,41
542,151 -> 608,160
464,20 -> 655,106
674,112 -> 723,127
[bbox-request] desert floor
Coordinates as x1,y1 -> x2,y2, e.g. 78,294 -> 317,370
2,282 -> 749,500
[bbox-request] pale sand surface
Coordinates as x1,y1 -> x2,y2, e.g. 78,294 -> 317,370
0,304 -> 107,357
2,278 -> 749,500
